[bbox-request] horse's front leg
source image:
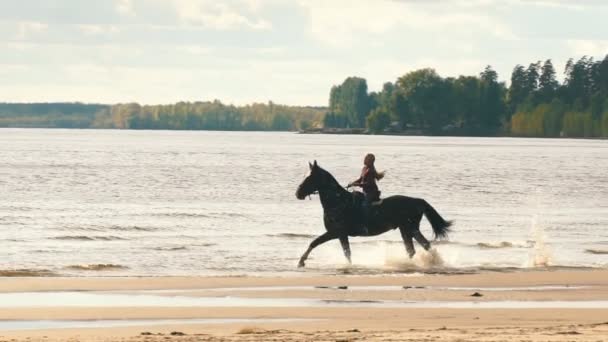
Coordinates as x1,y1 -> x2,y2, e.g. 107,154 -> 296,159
399,227 -> 416,258
339,235 -> 352,264
298,232 -> 337,268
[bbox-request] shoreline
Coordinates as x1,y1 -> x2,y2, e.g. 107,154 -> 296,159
1,269 -> 607,341
1,268 -> 608,291
2,127 -> 608,139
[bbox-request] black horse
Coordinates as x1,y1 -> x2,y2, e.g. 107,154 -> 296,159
295,161 -> 452,268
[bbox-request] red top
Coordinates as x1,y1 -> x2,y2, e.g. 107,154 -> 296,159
354,165 -> 380,199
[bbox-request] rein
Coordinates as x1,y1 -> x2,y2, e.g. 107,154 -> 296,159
309,185 -> 351,200
308,190 -> 319,200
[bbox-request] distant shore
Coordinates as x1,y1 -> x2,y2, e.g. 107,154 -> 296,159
297,127 -> 608,139
2,126 -> 607,139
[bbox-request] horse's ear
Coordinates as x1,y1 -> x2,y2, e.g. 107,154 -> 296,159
313,160 -> 318,167
308,161 -> 313,170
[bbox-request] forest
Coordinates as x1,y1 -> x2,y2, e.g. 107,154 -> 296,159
1,55 -> 607,137
327,55 -> 608,137
0,101 -> 324,131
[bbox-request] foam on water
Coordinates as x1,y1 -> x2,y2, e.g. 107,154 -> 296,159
315,240 -> 445,274
528,214 -> 553,268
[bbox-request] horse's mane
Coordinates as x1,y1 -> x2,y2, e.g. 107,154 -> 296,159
316,166 -> 343,189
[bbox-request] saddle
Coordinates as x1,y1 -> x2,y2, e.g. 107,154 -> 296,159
370,195 -> 383,206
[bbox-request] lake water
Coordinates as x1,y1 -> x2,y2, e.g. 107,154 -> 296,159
1,129 -> 607,276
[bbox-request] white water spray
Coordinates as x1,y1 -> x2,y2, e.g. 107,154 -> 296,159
528,214 -> 552,267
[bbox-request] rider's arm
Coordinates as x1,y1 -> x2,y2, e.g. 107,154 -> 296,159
349,168 -> 365,187
349,176 -> 362,187
357,168 -> 371,186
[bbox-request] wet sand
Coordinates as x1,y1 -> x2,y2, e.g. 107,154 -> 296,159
1,269 -> 607,341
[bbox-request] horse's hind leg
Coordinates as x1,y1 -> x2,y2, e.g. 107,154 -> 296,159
413,230 -> 431,251
399,227 -> 416,258
339,235 -> 352,264
298,232 -> 337,268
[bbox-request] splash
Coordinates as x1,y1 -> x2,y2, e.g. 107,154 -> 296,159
528,215 -> 552,267
477,241 -> 514,249
416,248 -> 445,268
383,247 -> 444,271
320,240 -> 446,274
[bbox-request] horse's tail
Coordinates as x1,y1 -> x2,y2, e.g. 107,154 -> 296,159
422,200 -> 452,240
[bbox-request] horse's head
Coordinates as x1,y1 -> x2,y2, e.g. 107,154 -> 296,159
296,160 -> 323,200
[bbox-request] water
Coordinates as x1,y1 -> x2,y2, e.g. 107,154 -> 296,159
1,129 -> 607,276
0,318 -> 314,331
1,291 -> 606,310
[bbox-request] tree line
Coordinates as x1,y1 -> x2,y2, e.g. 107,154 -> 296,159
1,55 -> 607,137
326,55 -> 608,137
0,101 -> 324,131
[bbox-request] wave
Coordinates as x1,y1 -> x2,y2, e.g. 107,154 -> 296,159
150,243 -> 217,251
437,240 -> 531,249
148,212 -> 248,219
462,241 -> 531,249
108,225 -> 157,232
476,242 -> 515,249
331,265 -> 477,276
65,264 -> 128,271
51,235 -> 126,241
193,243 -> 217,247
328,264 -> 600,276
351,239 -> 529,249
149,213 -> 210,218
56,225 -> 158,232
151,246 -> 188,251
267,233 -> 317,239
213,212 -> 248,218
0,269 -> 56,277
585,249 -> 608,255
431,240 -> 456,245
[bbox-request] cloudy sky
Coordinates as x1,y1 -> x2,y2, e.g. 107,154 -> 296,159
1,0 -> 607,105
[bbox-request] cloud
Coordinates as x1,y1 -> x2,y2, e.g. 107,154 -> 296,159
506,0 -> 606,10
1,0 -> 608,105
439,0 -> 603,10
567,40 -> 608,57
115,0 -> 135,16
15,21 -> 48,40
298,0 -> 517,46
78,25 -> 120,36
170,0 -> 272,30
0,63 -> 29,74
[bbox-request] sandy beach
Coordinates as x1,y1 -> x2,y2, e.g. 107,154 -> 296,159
0,269 -> 607,341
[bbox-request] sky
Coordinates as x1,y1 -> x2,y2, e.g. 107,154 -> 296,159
1,0 -> 608,106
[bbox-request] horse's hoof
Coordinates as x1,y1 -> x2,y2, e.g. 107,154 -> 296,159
297,261 -> 305,268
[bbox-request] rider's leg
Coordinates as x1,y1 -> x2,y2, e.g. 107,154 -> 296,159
358,193 -> 371,235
